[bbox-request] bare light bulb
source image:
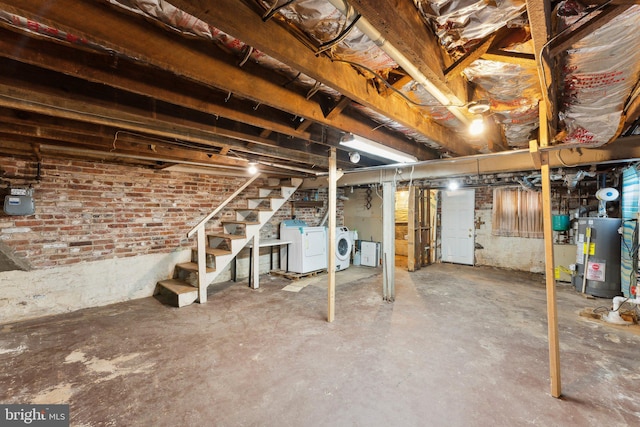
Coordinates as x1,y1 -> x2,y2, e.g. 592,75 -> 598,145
469,117 -> 485,136
247,163 -> 258,175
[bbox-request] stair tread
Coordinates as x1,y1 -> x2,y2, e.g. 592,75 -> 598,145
208,232 -> 246,240
158,279 -> 197,294
204,247 -> 233,256
222,220 -> 260,225
247,196 -> 284,200
234,207 -> 272,211
176,262 -> 215,273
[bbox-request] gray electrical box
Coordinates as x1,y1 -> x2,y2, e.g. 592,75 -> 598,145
3,188 -> 35,216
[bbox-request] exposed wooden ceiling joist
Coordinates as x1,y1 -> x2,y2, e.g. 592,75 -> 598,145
549,5 -> 632,57
0,0 -> 435,161
169,0 -> 477,156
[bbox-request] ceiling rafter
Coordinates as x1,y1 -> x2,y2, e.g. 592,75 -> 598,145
0,81 -> 347,169
480,50 -> 536,68
526,0 -> 555,134
169,0 -> 477,156
549,4 -> 632,57
0,0 -> 435,161
347,0 -> 467,104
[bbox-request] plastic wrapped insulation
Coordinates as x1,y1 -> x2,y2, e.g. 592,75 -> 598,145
413,0 -> 527,58
350,104 -> 444,151
399,81 -> 465,131
464,59 -> 541,146
106,0 -> 342,100
0,10 -> 112,54
105,0 -> 457,153
558,3 -> 640,146
257,0 -> 397,72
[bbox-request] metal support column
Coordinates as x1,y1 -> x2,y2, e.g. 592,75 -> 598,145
382,181 -> 395,301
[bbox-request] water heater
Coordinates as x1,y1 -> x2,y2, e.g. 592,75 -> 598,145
573,217 -> 621,298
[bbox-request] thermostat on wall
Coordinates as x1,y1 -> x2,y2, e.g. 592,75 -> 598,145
3,188 -> 35,216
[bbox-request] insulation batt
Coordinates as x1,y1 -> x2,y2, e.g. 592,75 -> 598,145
413,0 -> 527,58
259,0 -> 396,72
464,59 -> 541,147
106,0 -> 342,99
559,3 -> 640,146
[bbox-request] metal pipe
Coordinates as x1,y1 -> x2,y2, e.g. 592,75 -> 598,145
326,0 -> 469,125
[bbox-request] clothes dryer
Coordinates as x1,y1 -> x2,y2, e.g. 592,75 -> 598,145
280,220 -> 327,274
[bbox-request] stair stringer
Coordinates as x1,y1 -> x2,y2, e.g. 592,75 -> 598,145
196,178 -> 302,302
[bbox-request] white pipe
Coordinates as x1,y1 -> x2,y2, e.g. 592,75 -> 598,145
603,296 -> 640,324
326,0 -> 470,125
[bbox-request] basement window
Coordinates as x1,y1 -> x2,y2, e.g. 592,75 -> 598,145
492,188 -> 543,238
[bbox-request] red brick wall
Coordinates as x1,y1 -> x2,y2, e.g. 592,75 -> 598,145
475,186 -> 494,210
1,157 -> 323,269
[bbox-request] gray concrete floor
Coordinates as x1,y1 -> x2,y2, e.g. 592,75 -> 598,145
1,263 -> 640,426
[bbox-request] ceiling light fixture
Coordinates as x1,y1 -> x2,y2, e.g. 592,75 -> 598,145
339,134 -> 417,164
448,180 -> 460,191
349,152 -> 361,164
469,117 -> 485,136
467,100 -> 490,136
247,162 -> 258,175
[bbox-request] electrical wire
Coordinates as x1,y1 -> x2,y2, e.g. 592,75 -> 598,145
330,58 -> 465,109
262,0 -> 296,22
538,1 -> 613,118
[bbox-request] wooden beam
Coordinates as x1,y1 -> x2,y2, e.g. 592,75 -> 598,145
539,102 -> 562,398
481,50 -> 537,68
170,0 -> 477,156
348,0 -> 468,105
408,186 -> 417,272
0,82 -> 334,167
323,96 -> 351,120
1,1 -> 435,161
549,5 -> 631,57
526,0 -> 556,135
444,34 -> 497,82
0,27 -> 313,142
529,140 -> 542,169
327,147 -> 337,323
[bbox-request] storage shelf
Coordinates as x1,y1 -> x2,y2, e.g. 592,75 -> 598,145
291,201 -> 324,208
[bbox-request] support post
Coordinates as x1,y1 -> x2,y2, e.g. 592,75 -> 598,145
197,227 -> 207,303
327,148 -> 337,322
537,102 -> 562,398
382,181 -> 395,301
251,233 -> 260,289
407,184 -> 416,272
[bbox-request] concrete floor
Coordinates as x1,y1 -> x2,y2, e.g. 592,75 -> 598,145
1,263 -> 640,426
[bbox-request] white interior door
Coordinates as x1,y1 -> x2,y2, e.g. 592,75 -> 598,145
441,189 -> 475,265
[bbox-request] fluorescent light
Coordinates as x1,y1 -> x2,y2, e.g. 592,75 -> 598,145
339,134 -> 417,164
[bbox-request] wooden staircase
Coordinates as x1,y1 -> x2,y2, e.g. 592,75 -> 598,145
155,176 -> 301,307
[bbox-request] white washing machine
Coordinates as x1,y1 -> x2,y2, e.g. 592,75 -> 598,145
335,226 -> 352,271
280,220 -> 327,274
